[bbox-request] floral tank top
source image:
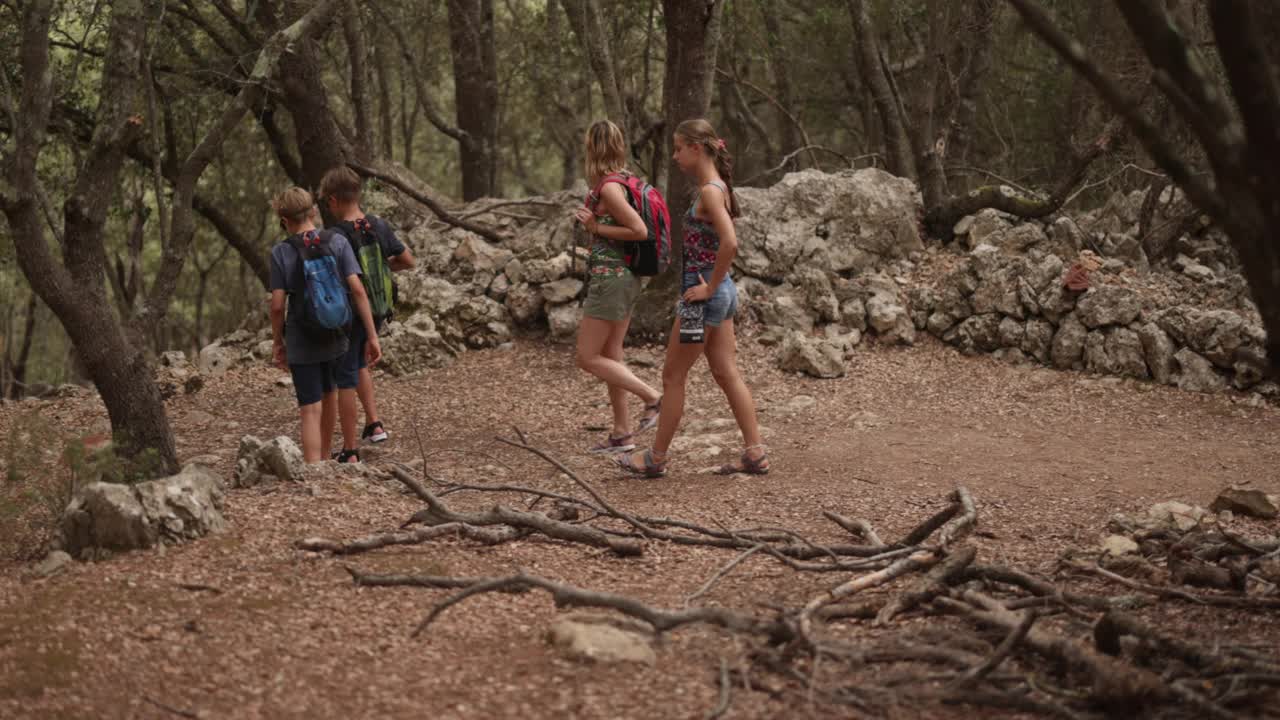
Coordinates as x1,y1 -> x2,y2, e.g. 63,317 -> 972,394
585,179 -> 628,278
683,181 -> 728,272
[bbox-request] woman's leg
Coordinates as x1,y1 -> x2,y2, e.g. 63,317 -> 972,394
577,315 -> 662,409
651,318 -> 706,454
705,318 -> 767,467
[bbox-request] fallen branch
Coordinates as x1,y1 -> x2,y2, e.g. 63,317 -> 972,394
823,512 -> 884,547
877,545 -> 978,624
389,467 -> 642,556
298,523 -> 525,555
948,608 -> 1035,690
410,572 -> 788,641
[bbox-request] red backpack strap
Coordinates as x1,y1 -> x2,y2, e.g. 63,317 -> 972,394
587,172 -> 632,211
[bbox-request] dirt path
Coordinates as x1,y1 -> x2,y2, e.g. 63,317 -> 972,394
2,338 -> 1278,719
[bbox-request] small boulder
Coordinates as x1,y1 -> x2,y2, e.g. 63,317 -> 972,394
1101,535 -> 1140,557
234,435 -> 306,488
1209,487 -> 1278,519
778,333 -> 845,378
547,617 -> 655,665
547,304 -> 583,341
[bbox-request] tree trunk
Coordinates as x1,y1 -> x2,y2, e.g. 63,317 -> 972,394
946,0 -> 999,189
559,0 -> 626,128
446,0 -> 501,200
629,0 -> 725,338
8,294 -> 38,400
758,0 -> 800,170
373,22 -> 395,159
848,0 -> 914,179
661,0 -> 726,247
257,0 -> 353,190
342,0 -> 374,158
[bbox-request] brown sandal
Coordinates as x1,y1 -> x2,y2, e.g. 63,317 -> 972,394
714,445 -> 769,476
615,449 -> 667,478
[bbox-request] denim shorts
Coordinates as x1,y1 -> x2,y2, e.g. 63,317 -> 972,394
682,269 -> 738,327
334,321 -> 368,389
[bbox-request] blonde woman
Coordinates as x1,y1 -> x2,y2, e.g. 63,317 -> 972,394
572,120 -> 663,454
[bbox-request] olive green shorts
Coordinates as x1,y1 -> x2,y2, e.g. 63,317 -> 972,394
583,268 -> 643,322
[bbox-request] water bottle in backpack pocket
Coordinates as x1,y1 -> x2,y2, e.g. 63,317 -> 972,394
288,230 -> 352,341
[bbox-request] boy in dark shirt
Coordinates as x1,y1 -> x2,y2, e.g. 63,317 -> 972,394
268,187 -> 382,463
319,166 -> 415,457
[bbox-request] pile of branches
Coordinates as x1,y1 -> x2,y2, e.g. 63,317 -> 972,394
298,434 -> 1280,719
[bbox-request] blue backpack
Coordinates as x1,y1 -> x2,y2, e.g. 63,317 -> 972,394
287,230 -> 352,340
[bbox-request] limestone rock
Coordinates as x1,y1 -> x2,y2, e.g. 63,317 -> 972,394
61,465 -> 226,557
778,332 -> 845,378
234,435 -> 306,488
548,618 -> 655,665
1209,487 -> 1278,519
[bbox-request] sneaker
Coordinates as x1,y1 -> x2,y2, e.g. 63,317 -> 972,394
362,421 -> 389,444
588,433 -> 636,455
334,448 -> 361,464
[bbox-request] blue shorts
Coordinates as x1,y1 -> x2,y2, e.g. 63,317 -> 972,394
290,360 -> 339,406
335,322 -> 368,389
682,269 -> 738,327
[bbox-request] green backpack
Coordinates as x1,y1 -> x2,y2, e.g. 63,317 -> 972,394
347,216 -> 395,323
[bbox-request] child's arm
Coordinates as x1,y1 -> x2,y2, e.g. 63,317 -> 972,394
345,275 -> 383,366
379,221 -> 416,271
684,185 -> 736,303
270,290 -> 287,369
572,183 -> 647,242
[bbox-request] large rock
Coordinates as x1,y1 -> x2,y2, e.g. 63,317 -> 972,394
506,282 -> 547,325
547,617 -> 655,665
61,465 -> 226,557
1209,487 -> 1278,519
197,342 -> 236,377
522,253 -> 574,284
1050,314 -> 1088,369
156,351 -> 203,399
1075,286 -> 1141,328
866,292 -> 915,345
948,314 -> 1003,355
956,208 -> 1014,248
1174,348 -> 1227,393
541,278 -> 584,305
1021,319 -> 1055,363
734,168 -> 923,279
1138,322 -> 1177,385
547,304 -> 583,341
759,292 -> 816,334
1155,306 -> 1266,369
788,267 -> 841,323
778,332 -> 845,378
1084,327 -> 1148,379
379,312 -> 459,375
234,435 -> 306,488
452,235 -> 514,274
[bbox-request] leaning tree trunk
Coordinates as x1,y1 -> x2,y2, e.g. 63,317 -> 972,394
8,294 -> 39,400
559,0 -> 627,130
446,0 -> 501,200
1008,0 -> 1280,374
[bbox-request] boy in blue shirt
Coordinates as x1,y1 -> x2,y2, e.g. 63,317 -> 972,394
268,187 -> 382,463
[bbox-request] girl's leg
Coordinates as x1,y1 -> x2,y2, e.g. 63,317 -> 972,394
705,318 -> 767,468
577,315 -> 662,407
649,319 -> 705,455
602,315 -> 651,436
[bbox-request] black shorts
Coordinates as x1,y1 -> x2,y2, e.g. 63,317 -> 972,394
334,322 -> 368,389
289,360 -> 340,406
